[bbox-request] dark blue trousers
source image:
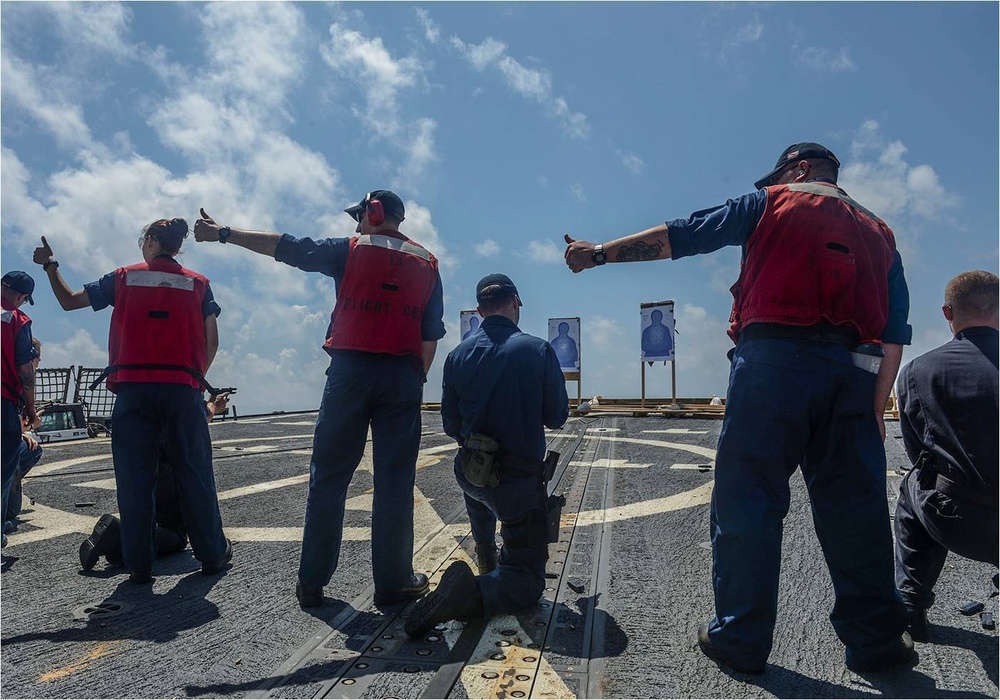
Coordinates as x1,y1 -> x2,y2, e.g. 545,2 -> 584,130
111,383 -> 227,573
894,467 -> 999,609
455,455 -> 548,618
298,352 -> 424,593
707,338 -> 906,670
5,437 -> 43,524
1,399 -> 23,538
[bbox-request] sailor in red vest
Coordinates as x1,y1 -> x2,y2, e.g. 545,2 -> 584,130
2,270 -> 39,550
194,190 -> 446,609
33,220 -> 231,583
564,143 -> 914,674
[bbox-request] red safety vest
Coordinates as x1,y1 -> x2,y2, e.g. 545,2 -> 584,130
324,232 -> 438,358
728,182 -> 896,342
106,257 -> 209,392
1,301 -> 30,404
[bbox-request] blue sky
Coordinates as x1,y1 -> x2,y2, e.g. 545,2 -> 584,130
2,2 -> 997,414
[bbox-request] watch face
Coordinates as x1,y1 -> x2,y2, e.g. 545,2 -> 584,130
593,249 -> 607,264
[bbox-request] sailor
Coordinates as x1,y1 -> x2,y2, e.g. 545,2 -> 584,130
1,270 -> 39,549
893,270 -> 999,640
79,392 -> 233,571
565,142 -> 914,673
5,337 -> 44,534
405,274 -> 569,638
194,190 -> 445,608
33,221 -> 231,583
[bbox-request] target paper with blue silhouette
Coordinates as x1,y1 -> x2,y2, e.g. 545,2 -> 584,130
640,302 -> 675,362
460,310 -> 484,340
547,317 -> 581,371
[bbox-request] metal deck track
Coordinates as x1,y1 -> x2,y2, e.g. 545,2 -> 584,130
247,418 -> 623,699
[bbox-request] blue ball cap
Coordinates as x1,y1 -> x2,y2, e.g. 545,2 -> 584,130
1,270 -> 35,305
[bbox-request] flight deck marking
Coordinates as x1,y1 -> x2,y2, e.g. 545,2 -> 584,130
641,428 -> 709,434
581,434 -> 717,460
568,458 -> 653,469
37,641 -> 122,683
574,480 -> 715,526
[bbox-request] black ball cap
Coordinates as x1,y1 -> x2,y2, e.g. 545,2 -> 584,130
754,142 -> 841,190
344,190 -> 406,223
476,273 -> 521,305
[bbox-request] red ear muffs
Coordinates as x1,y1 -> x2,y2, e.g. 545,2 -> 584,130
366,199 -> 384,227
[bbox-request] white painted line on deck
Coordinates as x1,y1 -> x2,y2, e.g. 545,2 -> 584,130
568,458 -> 654,469
5,502 -> 97,544
671,463 -> 715,470
581,434 -> 717,460
73,478 -> 117,490
641,429 -> 709,434
29,454 -> 112,479
574,480 -> 715,527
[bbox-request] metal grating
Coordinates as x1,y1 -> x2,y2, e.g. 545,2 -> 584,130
35,366 -> 74,405
74,366 -> 116,426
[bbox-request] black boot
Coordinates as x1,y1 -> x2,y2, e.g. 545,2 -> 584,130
405,561 -> 483,638
79,515 -> 122,571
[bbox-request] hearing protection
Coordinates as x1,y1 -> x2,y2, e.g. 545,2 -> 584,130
364,194 -> 385,227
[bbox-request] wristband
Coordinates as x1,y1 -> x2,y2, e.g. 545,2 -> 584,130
43,260 -> 59,271
218,226 -> 232,244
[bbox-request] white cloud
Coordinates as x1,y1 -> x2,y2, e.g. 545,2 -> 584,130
792,45 -> 856,73
475,239 -> 501,257
400,200 -> 456,273
450,36 -> 589,139
588,316 -> 623,351
619,151 -> 645,175
570,184 -> 586,203
526,240 -> 564,264
838,120 -> 958,243
45,2 -> 134,60
0,52 -> 93,150
415,8 -> 440,45
38,329 -> 108,370
736,20 -> 764,43
321,22 -> 439,183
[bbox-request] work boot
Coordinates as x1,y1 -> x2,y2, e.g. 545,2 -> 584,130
475,544 -> 498,575
846,633 -> 918,673
79,514 -> 122,571
201,538 -> 233,575
296,582 -> 324,608
129,569 -> 152,584
697,623 -> 766,675
374,573 -> 430,606
405,561 -> 483,638
905,606 -> 929,643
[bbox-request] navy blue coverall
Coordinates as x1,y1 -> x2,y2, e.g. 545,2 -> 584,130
894,326 -> 999,610
85,269 -> 228,574
441,315 -> 569,618
668,182 -> 912,670
273,234 -> 446,594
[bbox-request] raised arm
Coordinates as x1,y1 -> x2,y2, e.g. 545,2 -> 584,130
33,237 -> 91,310
563,224 -> 672,273
194,208 -> 280,258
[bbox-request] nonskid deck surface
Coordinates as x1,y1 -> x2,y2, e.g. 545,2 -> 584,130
1,413 -> 996,699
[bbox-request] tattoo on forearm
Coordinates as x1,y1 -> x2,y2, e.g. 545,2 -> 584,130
615,240 -> 664,263
19,368 -> 35,391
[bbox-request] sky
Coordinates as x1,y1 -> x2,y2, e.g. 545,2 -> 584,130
2,2 -> 997,415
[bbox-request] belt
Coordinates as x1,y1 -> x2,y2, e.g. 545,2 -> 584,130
499,453 -> 544,480
935,472 -> 999,510
739,323 -> 858,348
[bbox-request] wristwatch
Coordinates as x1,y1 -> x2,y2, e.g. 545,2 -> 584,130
42,260 -> 59,271
218,226 -> 232,244
592,244 -> 607,265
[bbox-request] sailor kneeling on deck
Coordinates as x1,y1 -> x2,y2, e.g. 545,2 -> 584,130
406,274 -> 569,638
